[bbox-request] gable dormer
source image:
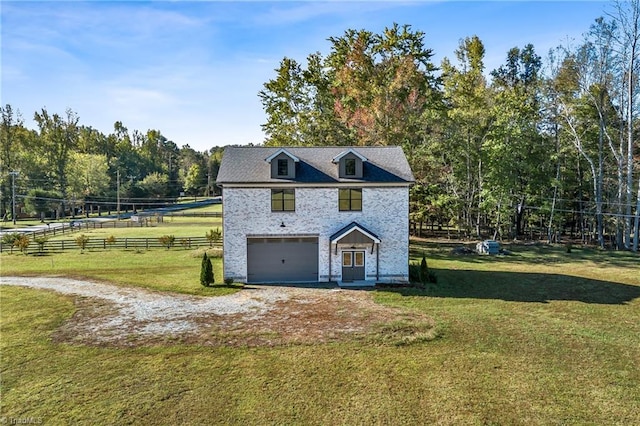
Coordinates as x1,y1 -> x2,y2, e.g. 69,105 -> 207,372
265,148 -> 299,179
332,148 -> 367,179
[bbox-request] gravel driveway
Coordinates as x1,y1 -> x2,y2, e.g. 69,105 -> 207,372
1,276 -> 412,347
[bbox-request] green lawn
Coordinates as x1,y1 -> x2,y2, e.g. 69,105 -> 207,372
1,240 -> 639,424
0,249 -> 229,296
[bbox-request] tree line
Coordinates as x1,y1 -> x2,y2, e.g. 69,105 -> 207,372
258,4 -> 640,250
0,106 -> 223,220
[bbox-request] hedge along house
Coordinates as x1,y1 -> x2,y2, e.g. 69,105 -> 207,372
216,146 -> 415,286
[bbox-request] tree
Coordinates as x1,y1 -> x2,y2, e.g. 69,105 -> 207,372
486,44 -> 551,240
75,234 -> 89,252
200,252 -> 214,287
65,153 -> 110,211
183,164 -> 204,196
14,234 -> 30,255
139,172 -> 169,198
610,0 -> 640,250
205,227 -> 222,247
24,188 -> 63,219
0,104 -> 25,220
440,36 -> 492,237
33,108 -> 79,201
260,24 -> 441,149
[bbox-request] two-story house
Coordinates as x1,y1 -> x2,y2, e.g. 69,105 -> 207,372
215,146 -> 414,286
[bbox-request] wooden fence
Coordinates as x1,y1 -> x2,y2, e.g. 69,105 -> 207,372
163,212 -> 222,218
0,236 -> 222,254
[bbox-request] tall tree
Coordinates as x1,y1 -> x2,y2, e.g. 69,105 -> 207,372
610,0 -> 640,250
33,108 -> 79,203
486,44 -> 550,239
0,104 -> 25,219
440,36 -> 492,237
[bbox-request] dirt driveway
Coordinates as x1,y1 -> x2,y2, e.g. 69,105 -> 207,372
1,277 -> 428,347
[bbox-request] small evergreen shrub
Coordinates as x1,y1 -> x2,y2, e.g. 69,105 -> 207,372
224,277 -> 233,286
200,253 -> 214,287
420,255 -> 429,284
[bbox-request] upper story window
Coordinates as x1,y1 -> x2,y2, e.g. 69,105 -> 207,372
266,149 -> 299,179
339,188 -> 362,211
272,189 -> 295,212
277,159 -> 289,176
345,158 -> 356,176
333,149 -> 366,179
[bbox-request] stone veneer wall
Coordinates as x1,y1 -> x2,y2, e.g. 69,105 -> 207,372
223,186 -> 409,283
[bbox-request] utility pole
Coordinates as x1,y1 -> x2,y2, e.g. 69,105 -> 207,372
9,171 -> 18,225
116,170 -> 121,220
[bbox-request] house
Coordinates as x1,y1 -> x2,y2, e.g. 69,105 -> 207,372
215,146 -> 415,286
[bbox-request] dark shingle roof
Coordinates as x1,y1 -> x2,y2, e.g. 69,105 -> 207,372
216,146 -> 414,185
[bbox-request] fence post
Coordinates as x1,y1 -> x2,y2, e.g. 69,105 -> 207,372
125,238 -> 128,249
146,238 -> 149,249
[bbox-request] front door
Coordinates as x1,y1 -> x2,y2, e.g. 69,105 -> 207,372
342,251 -> 365,282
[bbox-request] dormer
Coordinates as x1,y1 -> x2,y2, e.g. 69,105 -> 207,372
332,149 -> 367,179
265,148 -> 299,179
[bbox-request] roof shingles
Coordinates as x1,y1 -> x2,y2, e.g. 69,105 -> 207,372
216,146 -> 414,184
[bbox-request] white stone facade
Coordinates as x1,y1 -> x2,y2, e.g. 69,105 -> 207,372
223,185 -> 409,284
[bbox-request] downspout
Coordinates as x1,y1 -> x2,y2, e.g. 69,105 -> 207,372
328,240 -> 332,282
376,243 -> 379,281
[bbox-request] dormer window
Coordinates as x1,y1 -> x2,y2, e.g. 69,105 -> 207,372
333,149 -> 367,179
277,159 -> 289,176
345,158 -> 356,176
266,149 -> 299,179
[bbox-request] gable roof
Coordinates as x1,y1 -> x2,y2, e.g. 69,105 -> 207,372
332,148 -> 368,163
216,146 -> 414,185
265,148 -> 300,163
330,222 -> 381,244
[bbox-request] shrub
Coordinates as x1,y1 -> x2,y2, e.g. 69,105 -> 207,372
75,234 -> 89,251
420,255 -> 429,284
409,264 -> 421,283
159,235 -> 175,249
2,233 -> 21,254
33,236 -> 48,254
224,277 -> 234,286
14,234 -> 31,255
206,228 -> 222,247
410,255 -> 438,286
200,253 -> 214,287
180,238 -> 191,249
105,235 -> 117,248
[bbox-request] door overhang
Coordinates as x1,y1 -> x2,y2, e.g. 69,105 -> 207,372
330,222 -> 380,245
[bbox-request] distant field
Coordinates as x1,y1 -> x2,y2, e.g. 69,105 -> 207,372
1,239 -> 639,424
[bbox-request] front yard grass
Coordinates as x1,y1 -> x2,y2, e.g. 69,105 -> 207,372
0,249 -> 230,296
1,240 -> 639,424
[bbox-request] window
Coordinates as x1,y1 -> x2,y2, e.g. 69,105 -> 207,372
272,189 -> 295,211
345,158 -> 356,176
277,159 -> 288,176
339,188 -> 362,211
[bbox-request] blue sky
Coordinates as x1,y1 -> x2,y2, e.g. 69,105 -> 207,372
2,1 -> 611,152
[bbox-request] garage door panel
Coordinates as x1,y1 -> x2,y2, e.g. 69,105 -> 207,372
247,238 -> 318,283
